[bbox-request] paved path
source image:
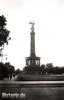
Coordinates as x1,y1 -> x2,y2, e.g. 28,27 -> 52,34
0,80 -> 64,84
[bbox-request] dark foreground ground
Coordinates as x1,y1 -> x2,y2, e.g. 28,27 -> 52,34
0,81 -> 64,100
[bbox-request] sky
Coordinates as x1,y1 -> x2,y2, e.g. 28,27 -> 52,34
0,0 -> 64,69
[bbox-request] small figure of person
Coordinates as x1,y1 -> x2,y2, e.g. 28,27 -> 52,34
10,74 -> 12,79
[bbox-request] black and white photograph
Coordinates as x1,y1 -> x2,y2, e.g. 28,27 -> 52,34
0,0 -> 64,100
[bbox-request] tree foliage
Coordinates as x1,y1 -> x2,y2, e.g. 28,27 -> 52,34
0,15 -> 11,48
15,68 -> 21,74
23,63 -> 64,75
0,63 -> 8,79
0,62 -> 15,80
5,62 -> 15,75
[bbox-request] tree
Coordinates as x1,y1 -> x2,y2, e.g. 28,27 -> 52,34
15,68 -> 21,74
46,63 -> 53,69
0,62 -> 8,80
5,62 -> 15,75
0,62 -> 15,80
40,64 -> 45,74
46,63 -> 54,74
0,15 -> 11,49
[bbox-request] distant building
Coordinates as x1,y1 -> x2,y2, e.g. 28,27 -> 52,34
23,21 -> 41,74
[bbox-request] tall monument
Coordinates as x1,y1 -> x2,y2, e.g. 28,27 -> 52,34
23,21 -> 41,74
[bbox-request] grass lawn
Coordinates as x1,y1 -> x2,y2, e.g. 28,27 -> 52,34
17,74 -> 64,81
